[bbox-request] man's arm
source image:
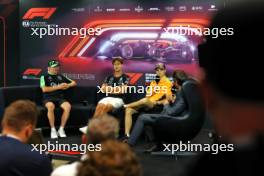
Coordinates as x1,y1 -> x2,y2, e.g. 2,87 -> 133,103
163,92 -> 186,116
40,75 -> 64,93
61,75 -> 77,90
67,80 -> 77,88
41,85 -> 62,93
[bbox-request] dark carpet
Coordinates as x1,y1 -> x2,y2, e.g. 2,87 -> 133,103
43,129 -> 213,176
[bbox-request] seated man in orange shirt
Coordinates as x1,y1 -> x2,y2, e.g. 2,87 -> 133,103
123,63 -> 172,139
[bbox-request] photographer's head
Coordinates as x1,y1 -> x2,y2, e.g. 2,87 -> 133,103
77,140 -> 142,176
1,100 -> 38,143
198,1 -> 264,141
82,114 -> 119,145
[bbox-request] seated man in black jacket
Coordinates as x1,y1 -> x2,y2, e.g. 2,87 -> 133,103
127,70 -> 188,146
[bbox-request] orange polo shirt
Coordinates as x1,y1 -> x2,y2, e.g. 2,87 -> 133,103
146,76 -> 172,102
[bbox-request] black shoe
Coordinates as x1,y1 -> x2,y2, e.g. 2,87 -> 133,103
144,144 -> 158,153
119,135 -> 129,143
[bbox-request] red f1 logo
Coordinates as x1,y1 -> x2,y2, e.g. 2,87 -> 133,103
23,68 -> 42,76
23,8 -> 56,20
127,73 -> 143,85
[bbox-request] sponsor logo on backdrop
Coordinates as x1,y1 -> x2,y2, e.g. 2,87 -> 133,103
191,6 -> 203,11
145,73 -> 173,86
119,8 -> 131,12
164,6 -> 175,12
23,8 -> 56,20
22,7 -> 101,38
22,7 -> 57,28
106,8 -> 116,12
94,6 -> 103,12
148,7 -> 160,11
63,73 -> 96,80
135,5 -> 143,13
72,8 -> 85,12
208,4 -> 218,11
178,6 -> 187,12
23,68 -> 42,79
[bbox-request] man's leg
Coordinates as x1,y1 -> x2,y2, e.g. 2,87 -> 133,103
45,101 -> 57,139
58,101 -> 71,137
125,98 -> 154,109
128,113 -> 161,146
93,103 -> 113,118
45,102 -> 56,128
125,107 -> 138,137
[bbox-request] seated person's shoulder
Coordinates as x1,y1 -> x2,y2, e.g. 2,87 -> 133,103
0,137 -> 49,162
40,74 -> 48,79
104,75 -> 113,83
119,74 -> 130,85
164,77 -> 172,84
158,76 -> 171,84
123,73 -> 129,78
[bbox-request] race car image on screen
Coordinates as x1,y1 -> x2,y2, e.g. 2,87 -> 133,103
96,32 -> 197,63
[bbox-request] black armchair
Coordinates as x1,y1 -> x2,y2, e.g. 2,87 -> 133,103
152,79 -> 206,156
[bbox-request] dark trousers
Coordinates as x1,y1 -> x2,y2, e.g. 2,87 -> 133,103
128,113 -> 173,145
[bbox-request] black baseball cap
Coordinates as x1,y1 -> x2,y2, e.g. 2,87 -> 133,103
48,60 -> 60,68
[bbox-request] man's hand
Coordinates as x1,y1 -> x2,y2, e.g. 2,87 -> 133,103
166,94 -> 176,104
58,83 -> 69,90
156,99 -> 169,106
170,94 -> 176,103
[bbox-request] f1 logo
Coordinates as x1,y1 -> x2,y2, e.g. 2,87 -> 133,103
23,8 -> 56,20
23,68 -> 42,76
127,73 -> 143,85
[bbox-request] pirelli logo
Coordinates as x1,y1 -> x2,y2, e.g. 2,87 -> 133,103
23,8 -> 57,20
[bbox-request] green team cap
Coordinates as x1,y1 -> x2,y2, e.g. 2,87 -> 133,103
48,60 -> 60,68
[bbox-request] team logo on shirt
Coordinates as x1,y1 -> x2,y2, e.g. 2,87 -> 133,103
50,82 -> 57,87
109,77 -> 114,84
57,75 -> 62,80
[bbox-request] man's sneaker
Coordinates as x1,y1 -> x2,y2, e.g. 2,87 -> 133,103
58,128 -> 67,138
79,126 -> 88,134
120,134 -> 129,143
51,128 -> 58,139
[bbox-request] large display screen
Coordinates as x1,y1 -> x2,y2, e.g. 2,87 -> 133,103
20,0 -> 220,86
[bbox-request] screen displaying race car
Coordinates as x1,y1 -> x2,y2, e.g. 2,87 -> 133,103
95,31 -> 198,63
